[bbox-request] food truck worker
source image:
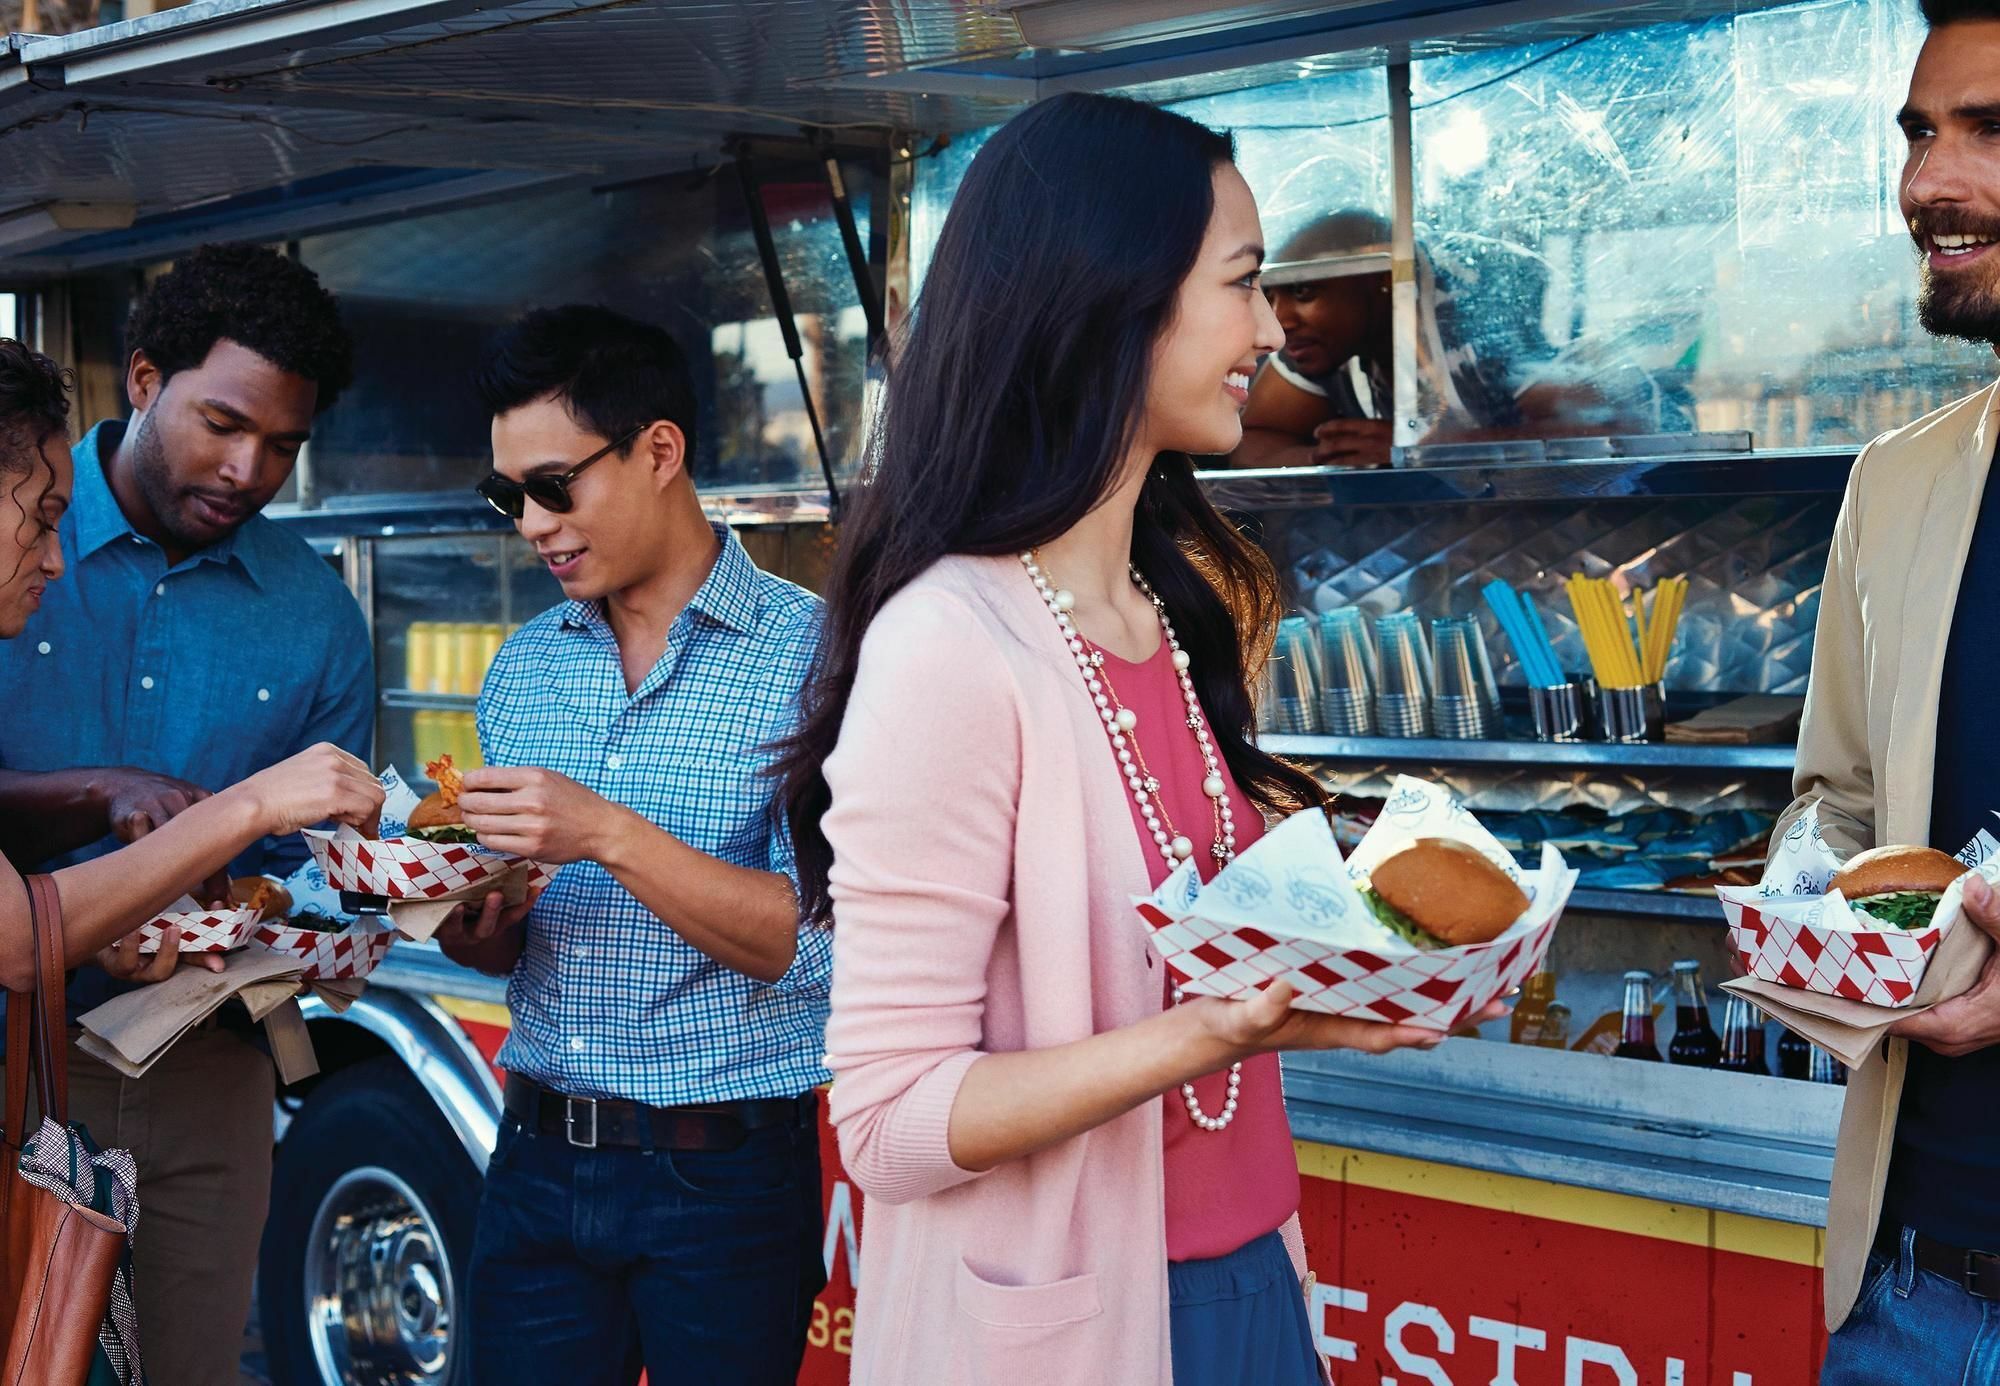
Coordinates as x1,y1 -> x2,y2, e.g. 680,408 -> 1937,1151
1789,4 -> 2000,1379
434,305 -> 829,1386
0,242 -> 371,1386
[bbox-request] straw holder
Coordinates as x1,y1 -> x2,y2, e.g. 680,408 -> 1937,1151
1591,682 -> 1665,743
1528,681 -> 1589,742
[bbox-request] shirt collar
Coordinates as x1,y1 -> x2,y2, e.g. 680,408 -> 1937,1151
559,523 -> 762,637
70,419 -> 265,588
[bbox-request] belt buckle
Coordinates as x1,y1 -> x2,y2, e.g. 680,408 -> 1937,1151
565,1096 -> 599,1150
1968,1250 -> 1999,1300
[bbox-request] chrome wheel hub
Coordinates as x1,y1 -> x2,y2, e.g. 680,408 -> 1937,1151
304,1166 -> 454,1384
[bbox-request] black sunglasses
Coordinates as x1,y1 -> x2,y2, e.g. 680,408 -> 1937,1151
475,424 -> 647,519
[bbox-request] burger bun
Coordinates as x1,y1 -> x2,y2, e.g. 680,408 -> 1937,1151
1830,844 -> 1967,899
407,792 -> 461,831
1369,838 -> 1530,947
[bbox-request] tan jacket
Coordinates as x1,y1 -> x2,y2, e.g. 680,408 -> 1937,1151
1782,377 -> 2000,1331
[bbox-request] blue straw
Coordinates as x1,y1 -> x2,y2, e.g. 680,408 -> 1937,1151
1521,594 -> 1564,688
1482,580 -> 1559,689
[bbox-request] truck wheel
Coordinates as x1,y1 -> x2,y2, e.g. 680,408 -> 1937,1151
260,1055 -> 483,1385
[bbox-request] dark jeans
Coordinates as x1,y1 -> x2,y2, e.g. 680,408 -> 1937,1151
1819,1226 -> 2000,1385
467,1097 -> 826,1386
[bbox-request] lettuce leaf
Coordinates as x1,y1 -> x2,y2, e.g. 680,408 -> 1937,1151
406,824 -> 480,845
1850,891 -> 1944,931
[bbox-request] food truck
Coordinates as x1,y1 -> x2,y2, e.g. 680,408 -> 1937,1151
3,0 -> 1990,1379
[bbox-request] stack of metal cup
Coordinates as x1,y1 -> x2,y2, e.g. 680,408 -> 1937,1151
1316,608 -> 1375,735
1429,615 -> 1497,739
1268,615 -> 1322,734
1373,612 -> 1432,737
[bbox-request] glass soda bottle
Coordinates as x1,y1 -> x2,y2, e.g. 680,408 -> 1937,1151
1718,996 -> 1769,1075
1809,1045 -> 1848,1087
1777,1027 -> 1813,1080
1666,960 -> 1722,1067
1510,969 -> 1559,1046
1536,1001 -> 1572,1050
1613,970 -> 1662,1061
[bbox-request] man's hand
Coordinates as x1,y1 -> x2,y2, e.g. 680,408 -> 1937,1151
1891,874 -> 2000,1058
101,768 -> 213,843
458,767 -> 621,865
99,769 -> 230,904
431,889 -> 537,975
95,924 -> 226,983
1310,418 -> 1394,470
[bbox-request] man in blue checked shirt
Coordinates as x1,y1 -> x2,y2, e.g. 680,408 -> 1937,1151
432,305 -> 829,1385
0,244 -> 369,1384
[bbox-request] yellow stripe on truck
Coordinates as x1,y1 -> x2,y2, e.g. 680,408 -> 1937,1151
433,995 -> 513,1030
1295,1140 -> 1824,1269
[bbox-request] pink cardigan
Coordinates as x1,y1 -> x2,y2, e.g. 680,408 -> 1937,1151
822,554 -> 1305,1386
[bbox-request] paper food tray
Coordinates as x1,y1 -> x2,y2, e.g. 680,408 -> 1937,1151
303,764 -> 551,900
1716,802 -> 1998,1007
252,919 -> 395,981
137,898 -> 260,954
1136,776 -> 1577,1030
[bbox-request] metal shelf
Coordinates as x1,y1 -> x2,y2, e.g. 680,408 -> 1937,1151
1570,888 -> 1726,922
269,487 -> 831,544
381,689 -> 478,711
1197,450 -> 1856,512
1260,732 -> 1796,771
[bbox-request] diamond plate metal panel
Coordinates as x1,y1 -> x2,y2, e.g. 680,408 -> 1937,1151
1272,494 -> 1835,698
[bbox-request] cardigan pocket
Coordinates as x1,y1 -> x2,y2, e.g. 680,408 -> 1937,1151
954,1258 -> 1106,1381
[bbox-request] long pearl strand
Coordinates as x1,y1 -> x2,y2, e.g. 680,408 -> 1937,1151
1021,550 -> 1243,1132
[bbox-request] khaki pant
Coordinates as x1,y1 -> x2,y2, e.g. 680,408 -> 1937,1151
8,1024 -> 275,1386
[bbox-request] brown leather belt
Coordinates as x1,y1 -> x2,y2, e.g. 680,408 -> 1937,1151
502,1074 -> 813,1152
1876,1226 -> 2000,1300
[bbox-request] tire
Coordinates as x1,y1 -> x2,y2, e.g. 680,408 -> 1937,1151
259,1055 -> 483,1386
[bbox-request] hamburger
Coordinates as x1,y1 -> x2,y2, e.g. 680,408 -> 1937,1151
1830,844 -> 1967,930
1358,837 -> 1530,950
407,754 -> 478,845
228,876 -> 292,921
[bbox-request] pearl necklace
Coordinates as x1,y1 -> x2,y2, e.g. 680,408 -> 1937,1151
1021,550 -> 1244,1132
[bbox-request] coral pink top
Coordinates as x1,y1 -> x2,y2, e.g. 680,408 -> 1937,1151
1096,640 -> 1301,1263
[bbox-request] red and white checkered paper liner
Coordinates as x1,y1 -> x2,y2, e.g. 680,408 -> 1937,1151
1139,902 -> 1561,1030
304,829 -> 553,900
1710,801 -> 1997,1009
1136,778 -> 1577,1031
1718,896 -> 1941,1007
136,903 -> 259,954
252,921 -> 395,980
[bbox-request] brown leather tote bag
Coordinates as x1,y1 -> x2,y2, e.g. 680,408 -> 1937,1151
1,875 -> 141,1385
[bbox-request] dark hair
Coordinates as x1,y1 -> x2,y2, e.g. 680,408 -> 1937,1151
776,91 -> 1326,926
475,305 -> 700,473
1922,0 -> 2000,23
125,243 -> 353,414
0,339 -> 71,478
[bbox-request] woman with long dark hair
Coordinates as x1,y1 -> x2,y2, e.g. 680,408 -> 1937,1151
777,94 -> 1495,1383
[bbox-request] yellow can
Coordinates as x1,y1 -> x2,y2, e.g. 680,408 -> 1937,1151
452,624 -> 484,697
412,710 -> 443,770
478,623 -> 505,686
405,621 -> 435,693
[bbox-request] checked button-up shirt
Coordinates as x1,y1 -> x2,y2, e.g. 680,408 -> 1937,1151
478,524 -> 829,1105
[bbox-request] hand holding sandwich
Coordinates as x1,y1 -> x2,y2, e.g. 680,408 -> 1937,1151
456,766 -> 622,864
1891,874 -> 2000,1058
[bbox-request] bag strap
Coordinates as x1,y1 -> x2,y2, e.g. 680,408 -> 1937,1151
27,875 -> 66,1125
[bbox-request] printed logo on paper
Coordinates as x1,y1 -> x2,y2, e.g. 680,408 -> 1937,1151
1210,863 -> 1273,909
1286,867 -> 1350,926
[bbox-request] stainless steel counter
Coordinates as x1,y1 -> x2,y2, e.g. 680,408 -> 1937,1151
1282,1041 -> 1841,1226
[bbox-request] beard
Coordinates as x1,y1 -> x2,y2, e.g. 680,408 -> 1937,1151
1918,266 -> 2000,345
125,410 -> 237,551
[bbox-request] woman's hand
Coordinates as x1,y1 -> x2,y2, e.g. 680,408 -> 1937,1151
1193,980 -> 1508,1060
230,744 -> 384,839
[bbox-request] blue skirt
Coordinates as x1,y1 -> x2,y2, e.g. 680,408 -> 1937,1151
1168,1230 -> 1322,1386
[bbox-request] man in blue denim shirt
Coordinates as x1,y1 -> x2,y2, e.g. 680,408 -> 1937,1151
0,244 -> 369,1384
435,306 -> 829,1385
